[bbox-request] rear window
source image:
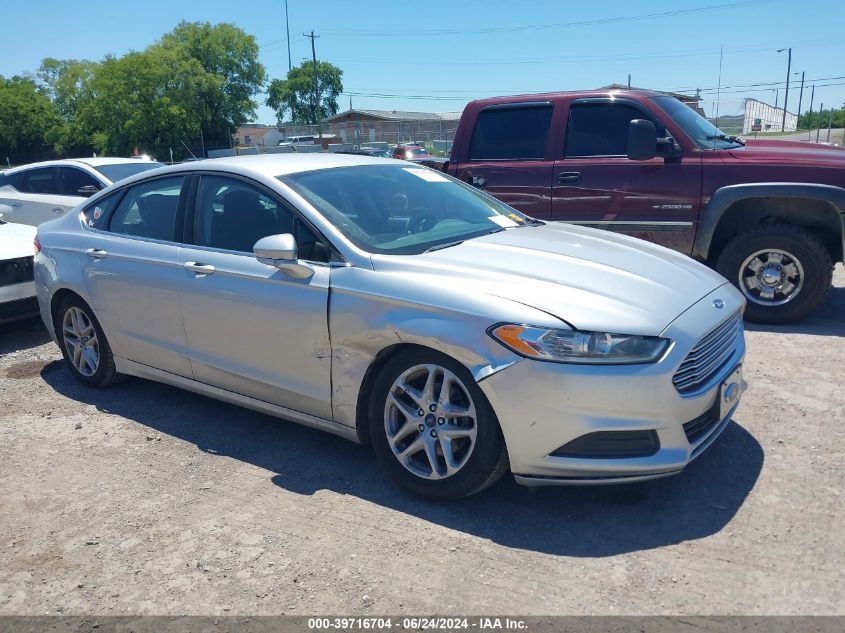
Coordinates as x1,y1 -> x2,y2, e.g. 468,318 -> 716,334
0,172 -> 23,190
468,105 -> 552,161
21,167 -> 57,194
93,162 -> 163,183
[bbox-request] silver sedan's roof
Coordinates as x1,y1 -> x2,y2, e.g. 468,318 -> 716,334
166,153 -> 402,177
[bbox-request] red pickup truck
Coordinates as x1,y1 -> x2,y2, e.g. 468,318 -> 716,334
433,89 -> 845,324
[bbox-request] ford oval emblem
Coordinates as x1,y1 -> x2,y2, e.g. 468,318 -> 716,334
713,299 -> 725,309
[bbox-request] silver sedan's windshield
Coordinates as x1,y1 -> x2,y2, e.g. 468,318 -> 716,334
651,95 -> 743,150
281,165 -> 537,255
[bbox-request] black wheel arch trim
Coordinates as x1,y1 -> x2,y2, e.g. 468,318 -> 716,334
693,182 -> 845,262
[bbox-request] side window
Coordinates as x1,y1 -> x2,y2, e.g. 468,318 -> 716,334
468,105 -> 553,160
21,168 -> 57,194
83,192 -> 122,229
565,103 -> 664,157
58,167 -> 101,196
108,177 -> 184,241
194,175 -> 328,262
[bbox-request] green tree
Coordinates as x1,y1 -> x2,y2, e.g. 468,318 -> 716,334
798,107 -> 845,130
75,48 -> 201,159
0,75 -> 61,163
157,21 -> 266,148
266,60 -> 343,125
36,58 -> 98,155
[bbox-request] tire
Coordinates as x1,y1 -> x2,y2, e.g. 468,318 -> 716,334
56,295 -> 121,387
715,224 -> 832,324
369,348 -> 509,500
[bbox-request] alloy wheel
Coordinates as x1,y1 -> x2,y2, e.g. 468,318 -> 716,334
383,363 -> 478,480
62,306 -> 100,377
739,248 -> 804,306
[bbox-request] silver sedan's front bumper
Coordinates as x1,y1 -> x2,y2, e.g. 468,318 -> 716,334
478,285 -> 746,486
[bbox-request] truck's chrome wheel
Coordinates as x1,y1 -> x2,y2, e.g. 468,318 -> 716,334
739,248 -> 804,306
62,306 -> 100,376
384,363 -> 478,480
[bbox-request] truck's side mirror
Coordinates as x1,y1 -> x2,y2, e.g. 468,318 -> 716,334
627,119 -> 658,161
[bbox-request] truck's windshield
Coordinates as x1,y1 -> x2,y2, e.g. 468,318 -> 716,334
651,95 -> 743,150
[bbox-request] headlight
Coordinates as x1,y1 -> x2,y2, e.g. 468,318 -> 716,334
489,324 -> 669,365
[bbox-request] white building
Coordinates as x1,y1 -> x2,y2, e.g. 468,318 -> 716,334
743,98 -> 797,135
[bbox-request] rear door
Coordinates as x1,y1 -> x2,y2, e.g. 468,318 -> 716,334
81,175 -> 192,376
177,173 -> 333,419
551,98 -> 702,253
450,102 -> 559,219
0,167 -> 69,226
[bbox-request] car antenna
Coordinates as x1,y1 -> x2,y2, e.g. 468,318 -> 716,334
180,140 -> 198,161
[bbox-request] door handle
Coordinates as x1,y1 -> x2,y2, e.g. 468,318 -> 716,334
463,174 -> 487,188
184,261 -> 216,275
85,248 -> 108,259
557,172 -> 582,185
10,201 -> 22,208
52,207 -> 64,214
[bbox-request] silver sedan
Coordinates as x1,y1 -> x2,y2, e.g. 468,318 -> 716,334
33,154 -> 746,499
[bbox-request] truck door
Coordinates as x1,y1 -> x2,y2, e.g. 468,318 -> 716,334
551,98 -> 702,254
450,102 -> 558,220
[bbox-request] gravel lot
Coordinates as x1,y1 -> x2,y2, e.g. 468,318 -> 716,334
1,268 -> 843,616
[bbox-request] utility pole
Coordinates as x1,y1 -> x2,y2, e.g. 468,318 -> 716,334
816,102 -> 823,143
827,108 -> 833,141
285,0 -> 292,72
807,84 -> 815,140
304,30 -> 322,143
795,71 -> 805,128
777,47 -> 791,131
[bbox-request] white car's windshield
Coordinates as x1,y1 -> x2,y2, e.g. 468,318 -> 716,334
93,162 -> 163,183
282,165 -> 538,255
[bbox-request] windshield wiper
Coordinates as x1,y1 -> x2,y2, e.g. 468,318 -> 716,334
424,240 -> 465,253
706,134 -> 745,146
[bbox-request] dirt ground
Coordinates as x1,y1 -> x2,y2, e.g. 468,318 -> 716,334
1,269 -> 843,616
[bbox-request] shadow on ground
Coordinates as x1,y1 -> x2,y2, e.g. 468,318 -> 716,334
744,285 -> 844,337
0,317 -> 51,356
41,361 -> 763,557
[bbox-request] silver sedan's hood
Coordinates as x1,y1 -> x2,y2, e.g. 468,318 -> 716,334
371,223 -> 730,335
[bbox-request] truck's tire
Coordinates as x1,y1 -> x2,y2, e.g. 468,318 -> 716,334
715,224 -> 832,324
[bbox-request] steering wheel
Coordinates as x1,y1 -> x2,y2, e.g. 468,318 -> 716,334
407,209 -> 439,234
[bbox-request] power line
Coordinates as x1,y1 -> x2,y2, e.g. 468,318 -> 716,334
329,40 -> 842,67
321,0 -> 779,37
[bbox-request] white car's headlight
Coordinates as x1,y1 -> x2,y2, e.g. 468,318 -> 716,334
489,324 -> 669,365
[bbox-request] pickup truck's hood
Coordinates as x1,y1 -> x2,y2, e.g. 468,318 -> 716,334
373,223 -> 730,335
0,221 -> 37,260
733,138 -> 845,167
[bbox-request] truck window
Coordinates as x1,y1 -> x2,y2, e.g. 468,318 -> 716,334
565,103 -> 663,158
468,105 -> 552,161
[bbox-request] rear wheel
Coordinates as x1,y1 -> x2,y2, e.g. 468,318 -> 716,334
56,295 -> 120,387
369,349 -> 508,500
715,224 -> 832,324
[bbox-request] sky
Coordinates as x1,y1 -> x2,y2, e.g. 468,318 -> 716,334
2,0 -> 844,124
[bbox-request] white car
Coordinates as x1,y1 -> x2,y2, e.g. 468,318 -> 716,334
0,215 -> 37,324
0,157 -> 162,227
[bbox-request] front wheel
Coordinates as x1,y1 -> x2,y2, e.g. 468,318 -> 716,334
369,349 -> 508,500
715,224 -> 832,324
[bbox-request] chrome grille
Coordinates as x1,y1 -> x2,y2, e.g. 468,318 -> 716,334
673,314 -> 742,395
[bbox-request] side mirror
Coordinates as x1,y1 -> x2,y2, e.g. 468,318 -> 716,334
77,185 -> 100,197
627,119 -> 658,161
253,233 -> 314,279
